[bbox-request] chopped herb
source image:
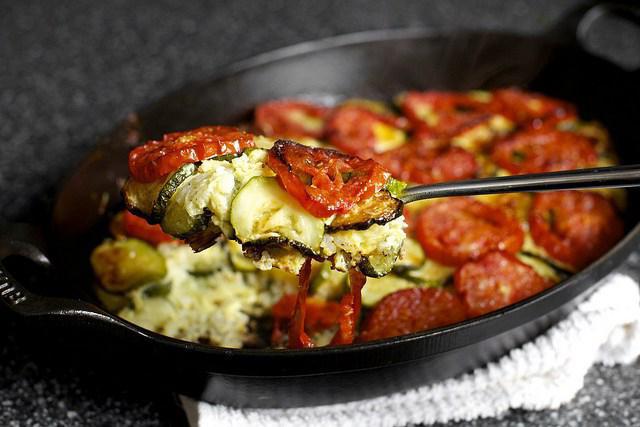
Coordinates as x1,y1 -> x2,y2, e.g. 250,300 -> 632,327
386,177 -> 408,198
142,282 -> 171,298
512,150 -> 526,163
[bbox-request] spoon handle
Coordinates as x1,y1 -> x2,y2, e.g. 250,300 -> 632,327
400,164 -> 640,204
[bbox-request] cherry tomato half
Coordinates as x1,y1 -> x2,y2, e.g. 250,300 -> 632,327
399,91 -> 494,136
491,129 -> 597,174
359,288 -> 466,342
415,197 -> 524,266
454,251 -> 551,317
326,105 -> 409,159
529,191 -> 624,269
267,140 -> 390,217
491,88 -> 577,128
128,126 -> 254,183
121,211 -> 176,246
254,100 -> 330,139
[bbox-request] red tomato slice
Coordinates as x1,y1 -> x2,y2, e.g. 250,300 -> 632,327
454,251 -> 551,317
326,105 -> 409,159
254,100 -> 330,139
267,140 -> 390,218
491,129 -> 597,175
415,198 -> 524,266
399,91 -> 494,136
373,131 -> 476,184
491,88 -> 577,128
330,269 -> 365,346
529,191 -> 624,269
286,258 -> 314,349
271,294 -> 342,348
359,288 -> 466,342
121,211 -> 176,246
128,126 -> 254,183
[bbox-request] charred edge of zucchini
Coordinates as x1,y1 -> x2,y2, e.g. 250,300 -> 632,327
182,213 -> 223,253
327,190 -> 403,232
520,251 -> 573,278
240,236 -> 322,262
358,252 -> 401,278
150,162 -> 198,223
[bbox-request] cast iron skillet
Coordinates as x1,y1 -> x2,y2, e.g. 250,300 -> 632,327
1,4 -> 640,408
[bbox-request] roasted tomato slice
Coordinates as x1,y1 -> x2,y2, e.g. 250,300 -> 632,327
326,105 -> 409,159
529,191 -> 624,269
128,126 -> 254,183
271,295 -> 342,347
415,197 -> 524,266
492,88 -> 577,128
121,211 -> 177,246
399,91 -> 493,136
491,129 -> 597,174
359,288 -> 466,342
454,251 -> 551,317
374,131 -> 477,184
254,100 -> 330,139
267,140 -> 390,217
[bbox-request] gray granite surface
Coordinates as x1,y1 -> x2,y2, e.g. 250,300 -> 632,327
1,0 -> 639,425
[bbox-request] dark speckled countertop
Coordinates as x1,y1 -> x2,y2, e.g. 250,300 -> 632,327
2,1 -> 640,425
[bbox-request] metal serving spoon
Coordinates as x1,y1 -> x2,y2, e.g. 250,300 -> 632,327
400,164 -> 640,204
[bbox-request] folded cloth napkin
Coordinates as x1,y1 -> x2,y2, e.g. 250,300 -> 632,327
180,272 -> 640,427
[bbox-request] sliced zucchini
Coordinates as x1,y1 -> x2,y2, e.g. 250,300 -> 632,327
151,163 -> 198,222
358,252 -> 400,278
517,252 -> 569,284
242,239 -> 308,274
93,284 -> 131,312
122,162 -> 197,224
141,281 -> 172,298
310,262 -> 348,300
90,238 -> 167,293
361,274 -> 416,307
228,240 -> 257,272
230,176 -> 326,254
395,257 -> 455,287
327,190 -> 403,232
392,238 -> 426,274
521,233 -> 576,273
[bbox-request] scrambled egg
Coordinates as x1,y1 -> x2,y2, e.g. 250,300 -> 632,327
118,243 -> 297,348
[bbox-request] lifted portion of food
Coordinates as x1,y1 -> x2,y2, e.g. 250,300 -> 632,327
89,87 -> 625,350
124,133 -> 406,277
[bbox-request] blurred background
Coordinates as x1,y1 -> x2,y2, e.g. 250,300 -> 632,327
2,1 -> 638,426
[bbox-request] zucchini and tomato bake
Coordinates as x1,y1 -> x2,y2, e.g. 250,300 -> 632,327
90,88 -> 625,349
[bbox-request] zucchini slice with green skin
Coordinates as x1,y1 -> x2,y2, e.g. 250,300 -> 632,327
122,162 -> 197,224
90,238 -> 167,293
361,274 -> 416,307
230,176 -> 326,254
392,238 -> 426,274
228,240 -> 257,272
517,252 -> 570,283
358,252 -> 400,278
327,190 -> 403,232
151,163 -> 198,223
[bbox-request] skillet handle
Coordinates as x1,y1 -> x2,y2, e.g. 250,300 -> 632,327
555,2 -> 640,71
0,223 -> 130,330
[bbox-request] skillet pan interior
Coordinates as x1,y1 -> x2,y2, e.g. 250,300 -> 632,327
46,30 -> 640,407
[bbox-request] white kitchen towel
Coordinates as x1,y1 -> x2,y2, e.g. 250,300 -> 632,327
180,273 -> 640,427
